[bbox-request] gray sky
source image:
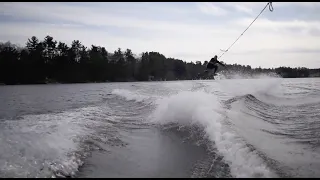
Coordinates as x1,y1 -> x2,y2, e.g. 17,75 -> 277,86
1,2 -> 320,68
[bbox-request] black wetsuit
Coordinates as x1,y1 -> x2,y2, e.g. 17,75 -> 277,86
206,57 -> 225,74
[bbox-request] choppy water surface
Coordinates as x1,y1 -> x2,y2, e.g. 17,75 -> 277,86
1,78 -> 320,178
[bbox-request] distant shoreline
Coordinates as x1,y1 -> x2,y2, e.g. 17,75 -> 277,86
1,36 -> 319,85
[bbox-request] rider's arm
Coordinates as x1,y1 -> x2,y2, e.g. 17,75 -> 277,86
217,61 -> 226,67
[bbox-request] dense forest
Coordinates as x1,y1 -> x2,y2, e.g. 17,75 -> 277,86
0,35 -> 319,85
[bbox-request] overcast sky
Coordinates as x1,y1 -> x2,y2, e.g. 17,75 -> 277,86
1,2 -> 320,68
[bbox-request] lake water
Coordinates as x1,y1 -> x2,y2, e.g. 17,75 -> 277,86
1,78 -> 320,178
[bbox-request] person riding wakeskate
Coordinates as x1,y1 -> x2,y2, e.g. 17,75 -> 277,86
205,55 -> 226,75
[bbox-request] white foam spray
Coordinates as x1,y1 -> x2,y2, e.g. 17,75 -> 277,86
0,106 -> 105,178
149,90 -> 277,178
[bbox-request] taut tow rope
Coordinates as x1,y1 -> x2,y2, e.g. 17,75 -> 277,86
218,2 -> 274,60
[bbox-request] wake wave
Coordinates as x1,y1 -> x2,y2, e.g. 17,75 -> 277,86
149,90 -> 276,178
0,106 -> 117,178
107,80 -> 320,178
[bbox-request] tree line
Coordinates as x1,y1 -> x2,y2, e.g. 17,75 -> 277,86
0,35 -> 319,85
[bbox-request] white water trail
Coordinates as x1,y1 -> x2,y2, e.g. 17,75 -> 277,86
149,90 -> 276,178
